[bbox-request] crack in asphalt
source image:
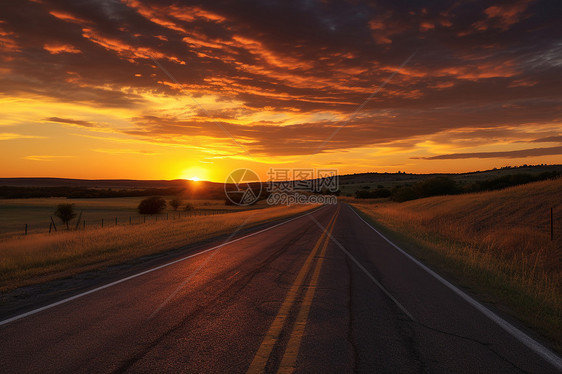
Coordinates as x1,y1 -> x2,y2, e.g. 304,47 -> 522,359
414,321 -> 531,374
110,210 -> 325,373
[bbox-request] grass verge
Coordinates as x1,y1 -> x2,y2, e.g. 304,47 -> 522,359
0,204 -> 318,292
350,178 -> 561,353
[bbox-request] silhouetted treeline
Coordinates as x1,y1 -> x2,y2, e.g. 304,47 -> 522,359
356,171 -> 560,202
0,186 -> 185,199
468,171 -> 560,192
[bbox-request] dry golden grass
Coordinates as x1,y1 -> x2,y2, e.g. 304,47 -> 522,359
352,178 -> 562,348
0,204 -> 317,291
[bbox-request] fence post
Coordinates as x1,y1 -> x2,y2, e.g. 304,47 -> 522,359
25,223 -> 27,235
130,216 -> 132,225
83,220 -> 85,229
50,216 -> 57,232
115,217 -> 118,226
102,218 -> 104,228
49,222 -> 52,234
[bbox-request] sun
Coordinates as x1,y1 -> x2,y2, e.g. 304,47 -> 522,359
180,167 -> 208,182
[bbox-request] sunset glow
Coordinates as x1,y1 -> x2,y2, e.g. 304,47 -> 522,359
0,0 -> 560,181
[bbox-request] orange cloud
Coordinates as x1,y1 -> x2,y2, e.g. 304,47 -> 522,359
123,0 -> 226,35
43,43 -> 81,54
49,10 -> 90,24
437,61 -> 518,80
419,22 -> 435,32
483,0 -> 533,30
169,5 -> 226,23
368,15 -> 409,45
0,26 -> 19,53
82,28 -> 184,64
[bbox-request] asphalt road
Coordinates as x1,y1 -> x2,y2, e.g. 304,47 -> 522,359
0,204 -> 560,373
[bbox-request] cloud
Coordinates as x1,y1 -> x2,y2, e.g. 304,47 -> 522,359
45,117 -> 97,127
23,155 -> 74,161
0,133 -> 46,140
414,146 -> 562,160
0,0 -> 561,163
92,148 -> 157,155
532,135 -> 562,143
43,42 -> 81,54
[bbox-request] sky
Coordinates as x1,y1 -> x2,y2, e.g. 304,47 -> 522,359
0,0 -> 561,182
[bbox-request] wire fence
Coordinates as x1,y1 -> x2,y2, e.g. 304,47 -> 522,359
14,209 -> 237,237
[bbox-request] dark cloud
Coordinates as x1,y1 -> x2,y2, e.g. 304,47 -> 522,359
45,117 -> 97,127
0,0 -> 561,156
532,135 -> 562,143
414,146 -> 562,160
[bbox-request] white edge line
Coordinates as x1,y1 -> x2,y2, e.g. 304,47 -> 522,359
309,214 -> 416,322
348,204 -> 562,371
0,205 -> 327,327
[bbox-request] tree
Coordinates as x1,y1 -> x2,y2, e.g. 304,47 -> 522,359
169,198 -> 182,211
415,176 -> 458,197
390,186 -> 418,202
138,196 -> 167,215
183,203 -> 194,211
54,203 -> 77,229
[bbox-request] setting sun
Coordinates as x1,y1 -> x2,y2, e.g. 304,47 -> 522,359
180,167 -> 209,182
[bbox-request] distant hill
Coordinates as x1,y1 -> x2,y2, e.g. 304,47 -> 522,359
1,164 -> 560,199
337,164 -> 562,195
0,177 -> 222,189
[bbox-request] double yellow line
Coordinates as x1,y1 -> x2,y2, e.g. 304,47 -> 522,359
247,206 -> 340,374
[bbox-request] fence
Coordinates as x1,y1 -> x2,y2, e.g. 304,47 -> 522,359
17,209 -> 237,237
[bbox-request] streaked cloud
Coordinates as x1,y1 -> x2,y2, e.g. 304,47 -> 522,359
92,148 -> 157,155
414,146 -> 562,160
23,155 -> 74,161
45,117 -> 97,128
0,133 -> 46,140
0,0 -> 560,179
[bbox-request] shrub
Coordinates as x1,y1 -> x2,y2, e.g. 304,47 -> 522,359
169,198 -> 182,211
138,197 -> 167,215
390,186 -> 418,202
371,188 -> 391,198
54,204 -> 77,229
415,176 -> 458,197
355,190 -> 371,199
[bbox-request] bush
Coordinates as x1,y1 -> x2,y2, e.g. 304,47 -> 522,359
372,188 -> 391,198
390,186 -> 418,202
169,198 -> 182,211
415,176 -> 458,197
138,197 -> 167,215
184,203 -> 194,211
54,204 -> 77,229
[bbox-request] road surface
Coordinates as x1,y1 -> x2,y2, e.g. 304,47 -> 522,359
0,204 -> 560,373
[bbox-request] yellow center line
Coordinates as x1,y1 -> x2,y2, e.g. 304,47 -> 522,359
246,208 -> 339,374
277,206 -> 340,373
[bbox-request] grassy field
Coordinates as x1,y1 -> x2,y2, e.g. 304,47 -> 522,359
0,197 -> 266,238
0,203 -> 317,292
351,178 -> 562,350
